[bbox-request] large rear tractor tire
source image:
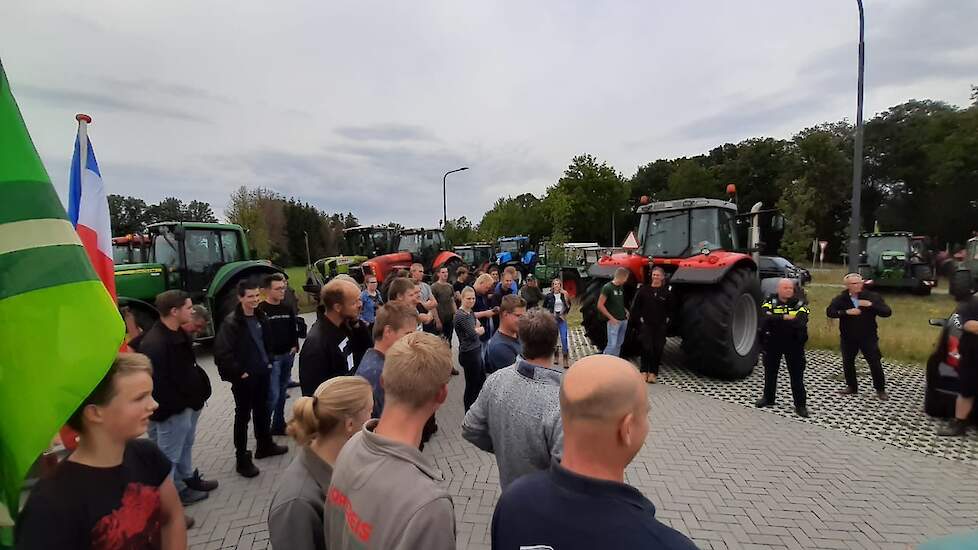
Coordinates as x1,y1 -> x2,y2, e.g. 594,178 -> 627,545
678,266 -> 761,379
581,278 -> 609,351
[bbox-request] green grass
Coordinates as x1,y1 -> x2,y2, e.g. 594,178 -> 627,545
285,266 -> 318,314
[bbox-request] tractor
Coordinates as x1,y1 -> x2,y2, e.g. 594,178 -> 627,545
304,225 -> 397,300
856,231 -> 936,295
115,222 -> 285,338
581,196 -> 786,380
361,227 -> 464,283
111,234 -> 151,265
949,235 -> 978,298
495,235 -> 538,280
533,241 -> 597,298
453,241 -> 496,273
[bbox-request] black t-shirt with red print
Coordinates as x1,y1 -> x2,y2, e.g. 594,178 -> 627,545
16,439 -> 171,550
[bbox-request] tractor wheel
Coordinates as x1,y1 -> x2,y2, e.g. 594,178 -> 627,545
580,277 -> 609,351
678,266 -> 761,379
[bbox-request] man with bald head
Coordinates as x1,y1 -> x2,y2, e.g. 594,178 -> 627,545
298,278 -> 370,396
756,278 -> 810,417
826,272 -> 892,399
491,355 -> 698,549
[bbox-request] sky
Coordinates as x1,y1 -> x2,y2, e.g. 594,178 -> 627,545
2,0 -> 975,228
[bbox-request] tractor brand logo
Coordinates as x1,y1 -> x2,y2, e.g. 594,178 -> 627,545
116,268 -> 163,276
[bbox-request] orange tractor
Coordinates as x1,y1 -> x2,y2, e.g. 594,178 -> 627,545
361,227 -> 464,283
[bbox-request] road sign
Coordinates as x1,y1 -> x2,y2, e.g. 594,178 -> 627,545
621,231 -> 640,251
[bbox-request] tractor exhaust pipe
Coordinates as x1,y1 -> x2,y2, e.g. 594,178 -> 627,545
749,202 -> 763,278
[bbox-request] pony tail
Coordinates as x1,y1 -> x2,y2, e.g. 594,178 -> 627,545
286,396 -> 319,445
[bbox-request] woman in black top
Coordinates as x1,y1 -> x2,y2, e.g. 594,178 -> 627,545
629,267 -> 674,383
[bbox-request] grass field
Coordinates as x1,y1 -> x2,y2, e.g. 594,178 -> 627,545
285,263 -> 954,365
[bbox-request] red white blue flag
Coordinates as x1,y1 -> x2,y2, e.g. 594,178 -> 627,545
67,116 -> 116,299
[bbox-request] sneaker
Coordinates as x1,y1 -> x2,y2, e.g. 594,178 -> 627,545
179,487 -> 209,506
755,398 -> 773,408
796,406 -> 810,418
937,418 -> 969,437
876,390 -> 889,401
184,469 -> 218,492
236,451 -> 260,478
837,387 -> 857,395
254,442 -> 288,459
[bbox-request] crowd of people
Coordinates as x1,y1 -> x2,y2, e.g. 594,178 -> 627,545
13,261 -> 978,550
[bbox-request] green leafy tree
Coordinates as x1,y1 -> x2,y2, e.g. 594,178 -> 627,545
546,154 -> 629,244
663,159 -> 720,200
776,178 -> 819,263
444,216 -> 477,246
184,200 -> 217,223
107,194 -> 148,235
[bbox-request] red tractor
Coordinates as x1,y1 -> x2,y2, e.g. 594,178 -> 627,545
361,227 -> 464,283
581,196 -> 784,379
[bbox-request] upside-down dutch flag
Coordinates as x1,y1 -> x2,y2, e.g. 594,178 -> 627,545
68,120 -> 116,299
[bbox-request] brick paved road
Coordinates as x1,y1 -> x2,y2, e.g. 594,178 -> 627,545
183,316 -> 978,549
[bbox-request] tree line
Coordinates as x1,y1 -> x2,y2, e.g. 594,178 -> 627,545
110,91 -> 977,266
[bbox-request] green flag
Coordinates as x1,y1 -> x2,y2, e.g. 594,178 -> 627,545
0,59 -> 124,519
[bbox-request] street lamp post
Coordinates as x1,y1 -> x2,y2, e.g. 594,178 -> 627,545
442,166 -> 469,228
847,0 -> 866,271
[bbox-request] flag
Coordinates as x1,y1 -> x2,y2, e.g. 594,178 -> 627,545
0,60 -> 124,519
68,118 -> 115,298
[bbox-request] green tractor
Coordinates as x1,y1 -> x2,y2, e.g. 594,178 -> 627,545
115,222 -> 285,338
856,231 -> 936,295
533,241 -> 597,298
303,225 -> 397,301
453,242 -> 496,273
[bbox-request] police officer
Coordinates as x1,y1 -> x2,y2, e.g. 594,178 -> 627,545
826,273 -> 892,400
755,278 -> 810,418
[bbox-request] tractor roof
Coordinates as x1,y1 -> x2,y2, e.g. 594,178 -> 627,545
498,235 -> 529,242
636,197 -> 736,214
399,227 -> 442,234
147,221 -> 243,232
860,231 -> 914,238
345,225 -> 396,232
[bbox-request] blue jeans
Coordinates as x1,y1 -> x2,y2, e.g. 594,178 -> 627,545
268,353 -> 295,432
604,319 -> 628,357
148,408 -> 200,492
556,318 -> 569,354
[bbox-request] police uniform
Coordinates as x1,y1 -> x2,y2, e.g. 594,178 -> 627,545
757,294 -> 810,415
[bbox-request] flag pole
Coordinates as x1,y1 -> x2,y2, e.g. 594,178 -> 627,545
76,113 -> 91,176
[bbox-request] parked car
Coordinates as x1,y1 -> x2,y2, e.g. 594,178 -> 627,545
758,256 -> 812,285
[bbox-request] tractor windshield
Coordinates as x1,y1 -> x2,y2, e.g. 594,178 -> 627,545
499,240 -> 521,255
153,233 -> 181,270
456,248 -> 474,265
865,236 -> 909,264
640,208 -> 737,258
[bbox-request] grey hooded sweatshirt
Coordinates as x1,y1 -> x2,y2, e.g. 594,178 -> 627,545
325,419 -> 455,550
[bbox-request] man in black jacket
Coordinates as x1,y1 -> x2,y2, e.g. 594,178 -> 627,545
756,279 -> 810,417
214,278 -> 288,478
298,278 -> 370,396
139,290 -> 217,505
826,273 -> 892,400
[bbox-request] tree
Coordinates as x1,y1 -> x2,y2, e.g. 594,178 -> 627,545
776,178 -> 819,263
664,159 -> 720,200
184,200 -> 217,223
107,194 -> 148,235
629,159 -> 673,204
545,154 -> 629,244
444,216 -> 477,246
144,197 -> 186,224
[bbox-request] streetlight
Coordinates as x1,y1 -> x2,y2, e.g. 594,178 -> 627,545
442,166 -> 469,228
847,0 -> 866,271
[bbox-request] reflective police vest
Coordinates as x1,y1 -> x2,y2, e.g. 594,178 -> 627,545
760,295 -> 810,343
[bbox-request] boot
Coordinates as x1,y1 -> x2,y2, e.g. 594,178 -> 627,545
236,451 -> 260,478
184,469 -> 218,492
795,406 -> 810,418
255,441 -> 288,459
937,418 -> 969,437
755,398 -> 773,408
562,352 -> 570,368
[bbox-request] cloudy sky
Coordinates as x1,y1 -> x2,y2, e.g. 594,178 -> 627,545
2,0 -> 974,227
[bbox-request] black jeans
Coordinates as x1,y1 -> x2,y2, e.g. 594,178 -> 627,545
230,373 -> 273,455
639,329 -> 666,374
841,337 -> 886,392
458,347 -> 486,412
762,343 -> 807,408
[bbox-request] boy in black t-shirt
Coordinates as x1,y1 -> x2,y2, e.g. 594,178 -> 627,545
16,352 -> 188,549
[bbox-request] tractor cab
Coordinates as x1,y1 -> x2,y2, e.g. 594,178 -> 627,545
343,225 -> 397,258
636,198 -> 741,261
111,234 -> 150,265
361,228 -> 463,283
496,236 -> 538,276
454,242 -> 495,272
397,228 -> 447,267
858,231 -> 935,294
